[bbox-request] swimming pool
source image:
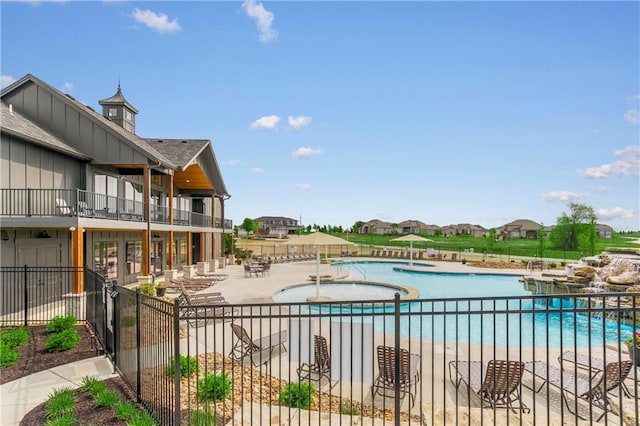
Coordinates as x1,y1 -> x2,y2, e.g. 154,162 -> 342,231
324,261 -> 635,347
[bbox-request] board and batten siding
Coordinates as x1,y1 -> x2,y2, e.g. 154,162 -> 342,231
1,133 -> 81,190
3,81 -> 149,166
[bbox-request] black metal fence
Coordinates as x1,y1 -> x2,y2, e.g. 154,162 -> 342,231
2,267 -> 639,425
0,266 -> 84,325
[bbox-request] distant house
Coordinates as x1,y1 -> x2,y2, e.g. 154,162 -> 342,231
398,220 -> 429,234
441,223 -> 488,238
496,219 -> 541,239
254,216 -> 298,236
596,224 -> 614,238
358,219 -> 395,235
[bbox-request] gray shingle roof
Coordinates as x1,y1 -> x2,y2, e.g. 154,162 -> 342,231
143,138 -> 208,169
98,85 -> 139,113
0,102 -> 89,160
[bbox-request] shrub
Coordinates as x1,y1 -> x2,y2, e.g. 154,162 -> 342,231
46,315 -> 77,333
43,414 -> 77,426
139,283 -> 156,296
127,410 -> 157,426
165,355 -> 199,378
0,342 -> 18,367
279,382 -> 316,409
114,400 -> 138,421
45,387 -> 75,418
81,376 -> 107,396
339,401 -> 358,415
190,408 -> 217,426
45,328 -> 81,352
121,316 -> 137,327
93,388 -> 120,407
560,261 -> 567,267
197,372 -> 232,401
0,326 -> 30,348
549,262 -> 557,269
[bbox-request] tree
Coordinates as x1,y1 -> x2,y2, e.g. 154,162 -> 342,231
485,228 -> 496,253
549,203 -> 596,252
537,224 -> 546,258
353,221 -> 365,233
241,218 -> 259,234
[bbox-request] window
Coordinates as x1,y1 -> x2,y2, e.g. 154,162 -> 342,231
124,181 -> 143,215
126,241 -> 142,275
94,173 -> 118,213
108,108 -> 117,118
94,241 -> 118,280
125,110 -> 132,121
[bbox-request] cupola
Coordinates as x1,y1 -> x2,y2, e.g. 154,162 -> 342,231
98,82 -> 138,134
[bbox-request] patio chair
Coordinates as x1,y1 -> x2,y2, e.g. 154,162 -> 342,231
524,360 -> 633,421
229,323 -> 288,366
448,360 -> 530,413
180,295 -> 238,327
55,198 -> 75,216
371,345 -> 421,407
559,350 -> 639,398
297,335 -> 331,383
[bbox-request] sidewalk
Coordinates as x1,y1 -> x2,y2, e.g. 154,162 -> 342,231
0,356 -> 116,426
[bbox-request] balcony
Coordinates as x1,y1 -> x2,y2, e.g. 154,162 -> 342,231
0,188 -> 232,229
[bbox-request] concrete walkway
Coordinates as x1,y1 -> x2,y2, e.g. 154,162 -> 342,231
0,356 -> 116,426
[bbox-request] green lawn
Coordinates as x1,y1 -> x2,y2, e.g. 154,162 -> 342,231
337,232 -> 640,262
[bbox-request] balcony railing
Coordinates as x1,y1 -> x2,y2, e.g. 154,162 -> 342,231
0,188 -> 231,229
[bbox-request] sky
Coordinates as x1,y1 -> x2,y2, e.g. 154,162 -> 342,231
1,1 -> 639,232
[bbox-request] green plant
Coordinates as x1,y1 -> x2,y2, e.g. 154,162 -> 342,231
126,410 -> 157,426
45,387 -> 75,418
81,376 -> 107,396
339,401 -> 358,415
46,315 -> 77,333
93,388 -> 120,407
625,331 -> 640,349
549,262 -> 557,269
114,400 -> 138,421
121,316 -> 137,327
560,261 -> 567,267
43,414 -> 77,426
0,341 -> 19,367
197,372 -> 232,401
189,408 -> 217,426
166,355 -> 199,378
139,283 -> 156,296
279,382 -> 316,409
45,328 -> 81,352
0,326 -> 30,348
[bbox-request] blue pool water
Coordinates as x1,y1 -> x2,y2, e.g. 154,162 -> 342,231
307,261 -> 635,348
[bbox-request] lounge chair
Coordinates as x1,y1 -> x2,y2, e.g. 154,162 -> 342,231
559,350 -> 639,397
448,360 -> 529,413
180,293 -> 238,327
55,198 -> 75,216
229,323 -> 288,366
371,345 -> 421,407
297,335 -> 331,383
451,253 -> 458,262
524,360 -> 633,421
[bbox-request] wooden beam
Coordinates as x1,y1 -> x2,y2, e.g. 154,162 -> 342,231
71,226 -> 84,293
187,232 -> 192,265
143,165 -> 151,276
168,231 -> 174,270
142,230 -> 149,275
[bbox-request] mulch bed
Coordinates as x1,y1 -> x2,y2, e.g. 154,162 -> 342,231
1,324 -> 100,385
20,376 -> 135,426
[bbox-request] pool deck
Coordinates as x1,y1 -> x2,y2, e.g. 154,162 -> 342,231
202,257 -> 538,304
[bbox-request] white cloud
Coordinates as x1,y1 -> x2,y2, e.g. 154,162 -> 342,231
250,167 -> 264,174
242,0 -> 278,43
221,160 -> 242,166
61,82 -> 73,93
580,145 -> 640,178
132,8 -> 181,34
296,183 -> 311,190
540,191 -> 587,202
1,75 -> 16,89
594,185 -> 609,193
627,94 -> 640,102
250,115 -> 280,130
288,115 -> 312,130
292,146 -> 322,159
624,108 -> 639,125
595,206 -> 636,220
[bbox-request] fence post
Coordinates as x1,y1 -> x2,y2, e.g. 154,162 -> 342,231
173,299 -> 181,426
23,265 -> 28,326
136,289 -> 142,403
394,292 -> 401,423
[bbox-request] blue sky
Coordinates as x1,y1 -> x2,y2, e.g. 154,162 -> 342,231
2,1 -> 639,231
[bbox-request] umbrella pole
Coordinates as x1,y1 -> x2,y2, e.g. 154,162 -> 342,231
410,242 -> 413,266
316,249 -> 320,299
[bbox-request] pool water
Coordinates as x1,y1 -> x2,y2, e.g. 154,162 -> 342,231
273,282 -> 403,303
324,261 -> 635,347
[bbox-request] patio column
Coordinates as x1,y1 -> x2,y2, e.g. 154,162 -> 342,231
142,165 -> 150,276
211,194 -> 216,262
71,226 -> 84,293
168,175 -> 175,270
200,232 -> 205,262
187,232 -> 192,265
